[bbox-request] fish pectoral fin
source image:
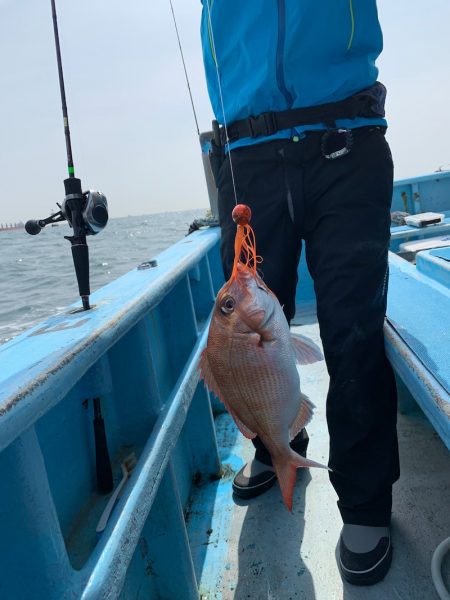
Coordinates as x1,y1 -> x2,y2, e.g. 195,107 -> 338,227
230,411 -> 257,439
291,333 -> 324,365
198,349 -> 222,400
289,393 -> 315,440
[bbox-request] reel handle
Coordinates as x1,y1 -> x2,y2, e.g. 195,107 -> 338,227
25,211 -> 66,235
25,178 -> 107,311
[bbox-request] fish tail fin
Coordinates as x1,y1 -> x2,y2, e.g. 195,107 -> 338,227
272,457 -> 297,512
274,450 -> 330,511
290,449 -> 330,471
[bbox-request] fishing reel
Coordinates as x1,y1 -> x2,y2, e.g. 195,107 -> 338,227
26,177 -> 108,311
26,0 -> 109,311
25,189 -> 108,236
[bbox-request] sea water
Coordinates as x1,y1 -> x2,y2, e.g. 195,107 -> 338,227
0,209 -> 206,344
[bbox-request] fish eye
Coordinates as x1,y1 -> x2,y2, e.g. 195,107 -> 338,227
220,296 -> 235,314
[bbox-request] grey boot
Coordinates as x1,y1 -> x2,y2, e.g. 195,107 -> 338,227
338,524 -> 392,585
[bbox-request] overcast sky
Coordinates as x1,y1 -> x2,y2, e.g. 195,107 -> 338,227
1,0 -> 450,223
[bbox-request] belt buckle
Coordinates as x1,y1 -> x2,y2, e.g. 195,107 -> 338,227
248,112 -> 277,138
321,128 -> 353,160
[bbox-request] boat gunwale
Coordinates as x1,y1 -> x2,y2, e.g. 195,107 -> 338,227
0,228 -> 221,455
384,321 -> 450,449
77,324 -> 210,598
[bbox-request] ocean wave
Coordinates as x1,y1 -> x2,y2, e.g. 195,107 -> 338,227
0,209 -> 205,345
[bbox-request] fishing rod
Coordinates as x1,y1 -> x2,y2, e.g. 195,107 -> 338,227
25,0 -> 108,311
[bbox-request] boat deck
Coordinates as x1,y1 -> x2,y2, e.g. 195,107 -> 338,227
187,313 -> 450,600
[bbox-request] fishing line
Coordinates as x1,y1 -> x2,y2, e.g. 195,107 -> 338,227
168,0 -> 239,204
168,0 -> 200,136
204,0 -> 239,205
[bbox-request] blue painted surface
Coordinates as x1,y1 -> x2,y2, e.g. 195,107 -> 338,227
296,208 -> 450,313
392,171 -> 450,214
0,228 -> 223,599
390,213 -> 450,252
294,250 -> 316,314
386,252 -> 450,451
187,413 -> 243,600
387,253 -> 450,395
416,246 -> 450,289
1,174 -> 450,598
384,320 -> 450,451
389,212 -> 450,253
0,229 -> 220,453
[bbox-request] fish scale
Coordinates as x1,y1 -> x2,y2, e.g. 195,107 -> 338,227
199,262 -> 328,510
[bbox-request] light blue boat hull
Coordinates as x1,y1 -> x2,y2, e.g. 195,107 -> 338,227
0,173 -> 449,599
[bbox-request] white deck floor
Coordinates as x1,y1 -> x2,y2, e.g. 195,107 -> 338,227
188,315 -> 450,600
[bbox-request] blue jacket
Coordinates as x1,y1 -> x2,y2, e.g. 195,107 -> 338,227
200,0 -> 386,148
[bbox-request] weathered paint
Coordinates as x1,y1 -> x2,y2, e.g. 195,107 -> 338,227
392,170 -> 450,214
0,229 -> 221,452
417,246 -> 450,289
388,252 -> 450,400
385,321 -> 450,448
1,173 -> 450,598
190,319 -> 450,600
0,228 -> 223,599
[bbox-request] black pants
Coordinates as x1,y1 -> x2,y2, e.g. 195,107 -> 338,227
217,127 -> 400,526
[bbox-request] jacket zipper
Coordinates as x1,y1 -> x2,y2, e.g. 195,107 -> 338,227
206,0 -> 218,66
276,0 -> 293,106
347,0 -> 355,50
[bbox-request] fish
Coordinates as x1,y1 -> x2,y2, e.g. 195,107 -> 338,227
199,261 -> 328,511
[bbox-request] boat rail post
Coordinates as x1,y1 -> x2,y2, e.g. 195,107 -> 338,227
143,461 -> 199,600
186,385 -> 221,477
0,428 -> 73,599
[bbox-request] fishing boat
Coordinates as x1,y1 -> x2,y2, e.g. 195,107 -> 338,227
1,164 -> 450,599
2,0 -> 450,595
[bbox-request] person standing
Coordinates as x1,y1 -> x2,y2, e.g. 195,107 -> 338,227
200,0 -> 399,586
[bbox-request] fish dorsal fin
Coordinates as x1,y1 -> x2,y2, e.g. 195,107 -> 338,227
198,349 -> 222,401
289,393 -> 315,440
291,333 -> 323,365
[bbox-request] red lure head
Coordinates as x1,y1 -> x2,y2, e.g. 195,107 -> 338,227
232,204 -> 252,226
230,204 -> 260,280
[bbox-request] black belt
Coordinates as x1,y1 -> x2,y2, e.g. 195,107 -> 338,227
219,83 -> 386,145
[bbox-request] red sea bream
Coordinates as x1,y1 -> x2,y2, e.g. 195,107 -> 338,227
199,262 -> 327,511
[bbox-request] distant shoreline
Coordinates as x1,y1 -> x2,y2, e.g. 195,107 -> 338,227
0,222 -> 24,232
